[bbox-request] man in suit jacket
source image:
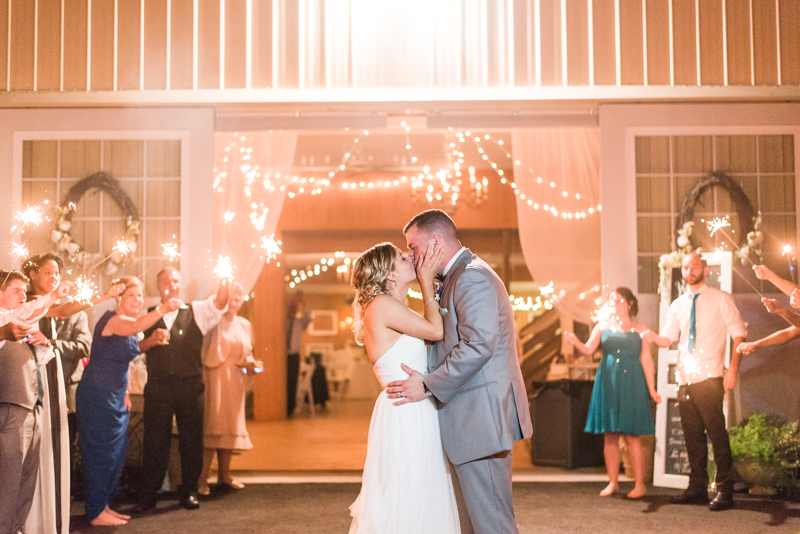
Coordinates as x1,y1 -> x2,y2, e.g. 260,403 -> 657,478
0,271 -> 45,534
388,210 -> 533,534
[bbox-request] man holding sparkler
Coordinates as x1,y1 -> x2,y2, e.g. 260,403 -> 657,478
642,252 -> 746,511
137,267 -> 230,512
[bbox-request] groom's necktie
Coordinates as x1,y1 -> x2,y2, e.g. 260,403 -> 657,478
688,293 -> 699,352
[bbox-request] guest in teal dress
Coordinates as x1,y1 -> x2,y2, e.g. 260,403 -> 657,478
76,277 -> 180,526
565,287 -> 661,500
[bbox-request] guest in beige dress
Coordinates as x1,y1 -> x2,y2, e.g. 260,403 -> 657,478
198,282 -> 257,495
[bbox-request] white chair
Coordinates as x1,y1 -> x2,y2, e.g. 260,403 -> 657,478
294,359 -> 317,416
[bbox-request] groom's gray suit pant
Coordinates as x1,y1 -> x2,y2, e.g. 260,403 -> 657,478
451,450 -> 517,534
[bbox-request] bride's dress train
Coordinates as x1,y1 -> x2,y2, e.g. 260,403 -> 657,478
349,334 -> 460,534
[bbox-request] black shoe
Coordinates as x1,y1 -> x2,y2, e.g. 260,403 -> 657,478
669,489 -> 709,505
709,491 -> 734,511
180,494 -> 200,510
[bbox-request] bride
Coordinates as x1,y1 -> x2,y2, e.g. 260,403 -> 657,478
348,242 -> 460,534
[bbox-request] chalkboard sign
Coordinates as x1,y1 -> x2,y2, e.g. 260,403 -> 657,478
665,400 -> 691,476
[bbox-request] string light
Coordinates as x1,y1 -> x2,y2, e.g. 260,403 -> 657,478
260,234 -> 282,263
285,252 -> 351,289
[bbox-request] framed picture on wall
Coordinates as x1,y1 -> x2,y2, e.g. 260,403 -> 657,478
308,310 -> 338,336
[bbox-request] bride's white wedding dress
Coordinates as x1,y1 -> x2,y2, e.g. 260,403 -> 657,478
349,334 -> 461,534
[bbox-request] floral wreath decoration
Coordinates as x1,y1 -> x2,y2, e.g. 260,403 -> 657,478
657,172 -> 762,296
51,172 -> 141,276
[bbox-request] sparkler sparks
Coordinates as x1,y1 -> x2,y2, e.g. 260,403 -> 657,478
73,276 -> 98,305
260,235 -> 282,262
783,244 -> 793,256
113,240 -> 132,256
11,243 -> 29,259
13,205 -> 45,228
213,255 -> 235,281
591,299 -> 616,324
707,216 -> 731,237
223,211 -> 236,223
162,243 -> 181,262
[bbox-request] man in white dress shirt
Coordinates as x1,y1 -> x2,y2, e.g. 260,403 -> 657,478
643,252 -> 747,511
138,267 -> 229,512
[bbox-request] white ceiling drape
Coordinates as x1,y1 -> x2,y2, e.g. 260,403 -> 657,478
511,128 -> 602,322
213,132 -> 298,294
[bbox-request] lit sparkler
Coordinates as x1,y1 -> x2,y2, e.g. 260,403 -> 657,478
162,243 -> 181,262
706,216 -> 755,267
11,243 -> 29,259
213,255 -> 235,281
707,216 -> 731,237
91,239 -> 135,270
260,235 -> 282,262
783,244 -> 796,284
73,276 -> 98,305
591,299 -> 616,324
223,211 -> 236,223
4,204 -> 47,255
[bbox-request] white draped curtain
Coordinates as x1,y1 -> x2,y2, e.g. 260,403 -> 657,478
512,128 -> 602,323
213,132 -> 298,294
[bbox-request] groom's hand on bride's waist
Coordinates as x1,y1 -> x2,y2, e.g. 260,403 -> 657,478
386,363 -> 427,405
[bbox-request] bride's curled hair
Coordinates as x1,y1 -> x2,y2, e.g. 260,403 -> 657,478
351,243 -> 397,345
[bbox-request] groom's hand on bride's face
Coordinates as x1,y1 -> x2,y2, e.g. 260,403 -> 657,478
386,363 -> 427,405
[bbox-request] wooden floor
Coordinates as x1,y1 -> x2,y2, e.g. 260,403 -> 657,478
228,398 -> 541,473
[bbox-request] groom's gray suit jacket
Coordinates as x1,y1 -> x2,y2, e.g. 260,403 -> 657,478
426,249 -> 533,466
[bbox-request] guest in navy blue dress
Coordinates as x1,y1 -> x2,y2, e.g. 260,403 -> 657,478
565,287 -> 661,500
76,277 -> 180,526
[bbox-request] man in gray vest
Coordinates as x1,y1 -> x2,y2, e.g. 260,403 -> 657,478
0,271 -> 47,534
388,210 -> 533,534
138,267 -> 229,512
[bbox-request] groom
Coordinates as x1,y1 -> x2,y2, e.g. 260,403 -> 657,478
388,209 -> 532,534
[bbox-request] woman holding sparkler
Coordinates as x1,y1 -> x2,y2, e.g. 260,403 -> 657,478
76,277 -> 180,526
197,281 -> 259,495
565,287 -> 661,499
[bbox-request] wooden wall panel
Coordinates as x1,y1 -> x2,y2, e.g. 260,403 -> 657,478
252,259 -> 287,421
513,0 -> 530,85
197,0 -> 220,89
90,0 -> 115,91
752,0 -> 777,85
63,0 -> 88,90
282,0 -> 299,88
117,0 -> 141,90
224,0 -> 247,89
778,0 -> 799,85
619,0 -> 644,85
592,0 -> 617,85
539,0 -> 561,86
37,0 -> 62,91
170,0 -> 193,89
10,0 -> 35,90
251,0 -> 272,88
726,0 -> 752,85
672,0 -> 697,85
645,0 -> 670,85
0,1 -> 9,89
698,0 -> 724,85
143,0 -> 167,89
566,0 -> 590,86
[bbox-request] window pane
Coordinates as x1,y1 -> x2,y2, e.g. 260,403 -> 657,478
144,219 -> 180,257
673,136 -> 713,174
636,175 -> 671,213
637,216 -> 673,253
759,135 -> 794,173
638,256 -> 658,294
28,141 -> 59,178
146,140 -> 181,177
103,179 -> 144,218
146,180 -> 181,217
761,175 -> 795,213
60,140 -> 102,178
104,140 -> 144,177
635,136 -> 670,174
715,135 -> 756,173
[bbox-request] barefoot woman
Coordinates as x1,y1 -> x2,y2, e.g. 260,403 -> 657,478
76,277 -> 180,526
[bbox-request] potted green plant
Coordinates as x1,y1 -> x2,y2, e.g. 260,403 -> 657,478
728,412 -> 800,495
